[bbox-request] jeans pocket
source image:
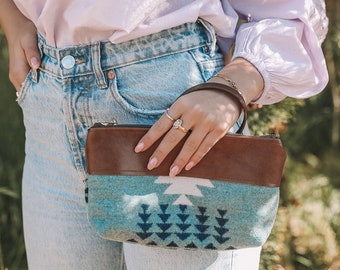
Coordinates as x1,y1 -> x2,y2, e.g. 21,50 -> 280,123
109,47 -> 223,118
16,70 -> 33,106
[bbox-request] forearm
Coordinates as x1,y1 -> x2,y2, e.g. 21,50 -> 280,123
0,0 -> 40,90
0,0 -> 31,42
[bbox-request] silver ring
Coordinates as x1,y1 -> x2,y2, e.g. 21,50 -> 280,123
165,108 -> 175,122
173,119 -> 189,133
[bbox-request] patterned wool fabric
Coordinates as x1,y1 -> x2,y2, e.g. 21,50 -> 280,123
86,175 -> 279,250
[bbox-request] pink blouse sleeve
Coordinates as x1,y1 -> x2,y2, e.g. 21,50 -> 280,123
228,0 -> 329,105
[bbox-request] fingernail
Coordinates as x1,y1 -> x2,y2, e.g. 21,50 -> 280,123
185,161 -> 195,171
134,142 -> 144,153
30,57 -> 40,69
147,157 -> 158,170
169,165 -> 179,177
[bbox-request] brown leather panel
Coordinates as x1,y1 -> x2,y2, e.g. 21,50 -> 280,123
85,125 -> 286,187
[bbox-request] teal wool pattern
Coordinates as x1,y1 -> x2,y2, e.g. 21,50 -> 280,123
85,175 -> 279,250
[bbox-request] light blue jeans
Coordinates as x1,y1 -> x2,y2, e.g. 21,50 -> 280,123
17,20 -> 261,270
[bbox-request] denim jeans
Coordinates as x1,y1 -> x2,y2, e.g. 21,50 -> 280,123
18,20 -> 261,270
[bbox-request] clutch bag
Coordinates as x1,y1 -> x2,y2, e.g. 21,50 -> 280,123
85,123 -> 286,250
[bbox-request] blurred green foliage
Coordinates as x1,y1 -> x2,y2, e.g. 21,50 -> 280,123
0,33 -> 27,270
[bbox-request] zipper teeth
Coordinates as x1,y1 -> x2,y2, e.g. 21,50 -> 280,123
94,122 -> 151,128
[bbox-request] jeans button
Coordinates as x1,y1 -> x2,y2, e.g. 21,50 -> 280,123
61,55 -> 76,69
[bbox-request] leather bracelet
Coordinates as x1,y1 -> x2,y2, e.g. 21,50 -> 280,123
179,82 -> 247,134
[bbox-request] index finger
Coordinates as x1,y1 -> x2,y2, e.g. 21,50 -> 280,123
134,109 -> 178,153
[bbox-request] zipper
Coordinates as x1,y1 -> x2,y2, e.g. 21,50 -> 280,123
91,121 -> 280,139
92,120 -> 151,129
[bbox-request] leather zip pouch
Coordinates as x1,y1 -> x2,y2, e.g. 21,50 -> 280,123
86,124 -> 285,187
85,123 -> 287,250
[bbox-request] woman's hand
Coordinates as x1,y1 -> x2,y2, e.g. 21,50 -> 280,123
135,58 -> 264,177
0,0 -> 40,91
135,88 -> 242,177
8,20 -> 40,91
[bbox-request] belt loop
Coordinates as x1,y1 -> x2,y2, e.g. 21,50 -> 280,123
37,32 -> 44,56
31,69 -> 39,83
30,34 -> 44,84
198,19 -> 216,56
91,42 -> 107,89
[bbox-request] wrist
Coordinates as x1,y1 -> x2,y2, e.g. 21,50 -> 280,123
209,57 -> 264,104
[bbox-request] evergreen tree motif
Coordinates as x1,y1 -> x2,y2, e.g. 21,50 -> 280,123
194,206 -> 210,242
185,242 -> 198,249
213,209 -> 230,244
205,243 -> 217,250
136,204 -> 153,240
156,204 -> 172,240
175,204 -> 191,241
154,176 -> 214,206
167,241 -> 179,248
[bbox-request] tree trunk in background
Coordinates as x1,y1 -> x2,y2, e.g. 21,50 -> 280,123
325,0 -> 340,150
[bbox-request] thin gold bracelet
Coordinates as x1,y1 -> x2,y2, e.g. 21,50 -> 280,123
214,74 -> 239,91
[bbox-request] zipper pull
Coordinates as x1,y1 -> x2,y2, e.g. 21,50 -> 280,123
94,118 -> 118,127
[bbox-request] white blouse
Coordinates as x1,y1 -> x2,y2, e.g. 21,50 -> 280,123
13,0 -> 329,104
